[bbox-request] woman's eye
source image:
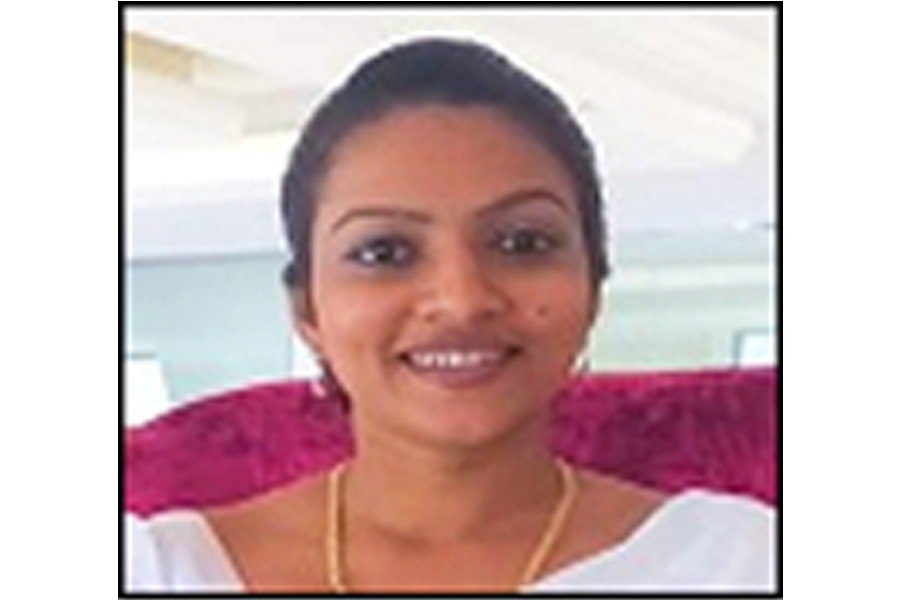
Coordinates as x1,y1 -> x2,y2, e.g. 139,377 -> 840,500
494,229 -> 559,256
346,237 -> 416,268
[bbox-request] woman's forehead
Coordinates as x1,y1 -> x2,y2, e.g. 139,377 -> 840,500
314,105 -> 579,222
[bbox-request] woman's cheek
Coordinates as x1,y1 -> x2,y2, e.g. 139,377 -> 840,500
531,286 -> 593,354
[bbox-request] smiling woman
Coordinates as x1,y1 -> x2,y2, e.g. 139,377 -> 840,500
301,104 -> 595,454
126,38 -> 773,593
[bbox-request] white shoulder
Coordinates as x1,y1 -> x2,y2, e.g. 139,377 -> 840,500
125,513 -> 167,592
654,490 -> 776,589
124,511 -> 243,592
529,490 -> 776,593
685,491 -> 775,548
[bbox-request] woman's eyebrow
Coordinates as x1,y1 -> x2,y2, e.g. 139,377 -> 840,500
476,187 -> 574,218
329,207 -> 432,234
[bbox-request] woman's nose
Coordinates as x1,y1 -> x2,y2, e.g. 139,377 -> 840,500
416,247 -> 512,324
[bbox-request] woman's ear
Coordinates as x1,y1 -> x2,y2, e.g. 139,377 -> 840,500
290,288 -> 323,358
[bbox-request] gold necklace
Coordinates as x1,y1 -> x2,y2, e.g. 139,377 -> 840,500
325,459 -> 577,593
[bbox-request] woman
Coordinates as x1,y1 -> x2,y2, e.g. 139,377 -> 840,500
126,38 -> 774,593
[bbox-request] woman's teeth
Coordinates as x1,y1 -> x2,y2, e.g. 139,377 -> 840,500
405,349 -> 506,370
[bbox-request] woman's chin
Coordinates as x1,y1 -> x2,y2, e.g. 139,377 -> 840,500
350,363 -> 559,451
397,397 -> 546,453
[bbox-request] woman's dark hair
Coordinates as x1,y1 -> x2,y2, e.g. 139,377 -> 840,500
280,37 -> 610,292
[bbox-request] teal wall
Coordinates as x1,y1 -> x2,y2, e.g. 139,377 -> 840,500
126,253 -> 295,403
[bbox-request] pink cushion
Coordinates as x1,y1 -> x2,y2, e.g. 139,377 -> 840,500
125,367 -> 776,517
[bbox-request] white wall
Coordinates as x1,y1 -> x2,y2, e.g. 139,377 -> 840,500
126,126 -> 772,261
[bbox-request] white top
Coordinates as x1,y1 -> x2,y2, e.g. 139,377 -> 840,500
125,489 -> 775,593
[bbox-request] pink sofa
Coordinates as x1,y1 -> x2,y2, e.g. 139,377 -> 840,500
125,367 -> 777,517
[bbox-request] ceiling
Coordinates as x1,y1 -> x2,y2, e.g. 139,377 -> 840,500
124,6 -> 776,259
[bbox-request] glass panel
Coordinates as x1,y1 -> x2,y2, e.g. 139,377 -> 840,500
126,354 -> 171,426
735,330 -> 775,366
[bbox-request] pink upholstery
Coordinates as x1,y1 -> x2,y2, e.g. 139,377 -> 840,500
125,367 -> 776,517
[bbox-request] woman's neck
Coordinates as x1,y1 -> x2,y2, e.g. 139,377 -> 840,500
342,423 -> 562,545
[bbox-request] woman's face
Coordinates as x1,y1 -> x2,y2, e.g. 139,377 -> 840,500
297,105 -> 597,450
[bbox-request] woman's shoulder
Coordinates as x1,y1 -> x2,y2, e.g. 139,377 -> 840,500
578,471 -> 774,553
125,509 -> 242,592
560,470 -> 665,558
574,469 -> 772,535
614,486 -> 775,586
540,470 -> 775,592
642,486 -> 774,547
125,472 -> 331,592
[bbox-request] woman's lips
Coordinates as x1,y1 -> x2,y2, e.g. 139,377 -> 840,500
399,347 -> 520,389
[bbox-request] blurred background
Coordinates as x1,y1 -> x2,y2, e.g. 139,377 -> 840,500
123,7 -> 777,425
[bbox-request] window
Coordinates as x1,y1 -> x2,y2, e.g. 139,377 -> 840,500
126,353 -> 171,426
734,330 -> 775,366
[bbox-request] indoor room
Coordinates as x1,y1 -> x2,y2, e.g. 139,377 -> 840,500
123,6 -> 778,594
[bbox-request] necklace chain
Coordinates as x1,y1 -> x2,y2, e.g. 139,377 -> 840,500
325,459 -> 577,593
